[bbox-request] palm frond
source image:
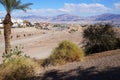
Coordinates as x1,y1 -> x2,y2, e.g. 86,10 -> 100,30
0,0 -> 32,13
0,0 -> 4,5
15,3 -> 33,12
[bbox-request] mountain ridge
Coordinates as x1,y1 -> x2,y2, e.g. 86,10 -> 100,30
19,13 -> 120,23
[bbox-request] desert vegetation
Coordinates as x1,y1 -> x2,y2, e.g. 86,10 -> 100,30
68,29 -> 77,33
42,40 -> 85,66
0,47 -> 39,80
83,23 -> 120,54
0,40 -> 85,79
53,24 -> 61,27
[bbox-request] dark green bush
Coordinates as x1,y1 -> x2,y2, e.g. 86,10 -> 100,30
43,40 -> 85,66
116,38 -> 120,48
83,23 -> 120,54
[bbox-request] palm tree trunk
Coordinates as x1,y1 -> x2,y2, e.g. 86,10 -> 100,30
3,13 -> 13,53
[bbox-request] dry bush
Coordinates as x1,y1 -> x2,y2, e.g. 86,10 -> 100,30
43,40 -> 85,66
68,29 -> 77,33
0,47 -> 40,80
16,34 -> 20,38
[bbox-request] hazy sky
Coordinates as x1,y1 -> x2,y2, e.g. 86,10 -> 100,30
0,0 -> 120,17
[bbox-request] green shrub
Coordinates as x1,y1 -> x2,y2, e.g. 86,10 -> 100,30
69,29 -> 77,33
2,46 -> 24,60
83,23 -> 120,54
0,47 -> 39,80
43,40 -> 85,66
53,24 -> 61,27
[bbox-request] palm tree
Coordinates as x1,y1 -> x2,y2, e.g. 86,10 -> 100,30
0,0 -> 32,53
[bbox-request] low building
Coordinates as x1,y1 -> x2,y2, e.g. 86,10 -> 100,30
12,18 -> 23,28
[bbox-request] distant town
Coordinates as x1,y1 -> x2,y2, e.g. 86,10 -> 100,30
0,13 -> 120,29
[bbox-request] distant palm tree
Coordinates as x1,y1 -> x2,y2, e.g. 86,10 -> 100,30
0,0 -> 32,53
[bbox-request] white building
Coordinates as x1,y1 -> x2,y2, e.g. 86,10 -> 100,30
12,18 -> 23,27
0,19 -> 3,27
0,18 -> 29,28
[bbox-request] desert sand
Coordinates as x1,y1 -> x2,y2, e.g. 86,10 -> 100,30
0,27 -> 83,62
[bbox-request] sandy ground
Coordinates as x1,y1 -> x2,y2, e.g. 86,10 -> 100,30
0,27 -> 83,62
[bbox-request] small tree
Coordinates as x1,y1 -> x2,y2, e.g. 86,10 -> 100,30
83,23 -> 119,54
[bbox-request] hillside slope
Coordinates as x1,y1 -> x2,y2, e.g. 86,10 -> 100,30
35,49 -> 120,80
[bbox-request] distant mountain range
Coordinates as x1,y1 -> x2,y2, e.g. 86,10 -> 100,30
51,14 -> 84,21
95,14 -> 120,22
19,13 -> 120,23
